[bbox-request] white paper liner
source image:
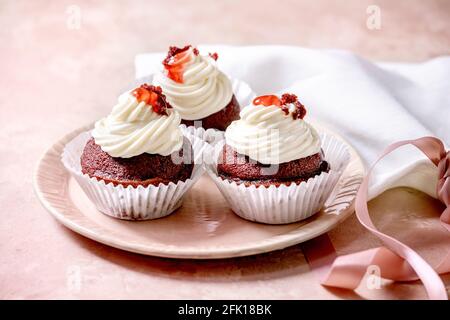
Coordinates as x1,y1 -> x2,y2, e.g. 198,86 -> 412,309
61,131 -> 208,221
205,133 -> 351,224
179,77 -> 256,143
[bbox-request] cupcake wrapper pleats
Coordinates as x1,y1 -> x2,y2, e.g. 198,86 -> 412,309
61,131 -> 207,220
206,133 -> 351,224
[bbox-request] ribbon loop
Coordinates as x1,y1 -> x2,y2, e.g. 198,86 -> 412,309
304,136 -> 450,300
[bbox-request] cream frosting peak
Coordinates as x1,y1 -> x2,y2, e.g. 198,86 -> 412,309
225,100 -> 321,165
153,46 -> 233,121
92,90 -> 183,158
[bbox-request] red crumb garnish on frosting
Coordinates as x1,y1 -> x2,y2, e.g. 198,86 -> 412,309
208,52 -> 219,61
253,93 -> 307,120
163,45 -> 198,83
132,84 -> 172,116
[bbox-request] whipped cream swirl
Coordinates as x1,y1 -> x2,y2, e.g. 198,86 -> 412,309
154,47 -> 233,120
92,92 -> 183,158
225,103 -> 321,164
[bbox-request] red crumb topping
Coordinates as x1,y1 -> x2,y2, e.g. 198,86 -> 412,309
163,45 -> 192,64
253,93 -> 307,120
163,45 -> 198,83
131,84 -> 172,116
208,52 -> 219,61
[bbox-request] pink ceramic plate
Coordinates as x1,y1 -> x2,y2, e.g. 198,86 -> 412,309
33,122 -> 364,259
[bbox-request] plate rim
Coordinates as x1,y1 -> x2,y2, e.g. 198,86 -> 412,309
33,122 -> 365,259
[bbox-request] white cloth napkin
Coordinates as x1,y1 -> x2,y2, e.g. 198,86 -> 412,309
135,45 -> 450,200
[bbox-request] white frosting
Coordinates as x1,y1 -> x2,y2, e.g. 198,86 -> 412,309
92,91 -> 183,158
153,47 -> 233,121
225,103 -> 321,164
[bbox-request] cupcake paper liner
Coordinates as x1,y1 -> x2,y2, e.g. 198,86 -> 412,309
61,131 -> 208,221
205,133 -> 351,224
179,77 -> 256,143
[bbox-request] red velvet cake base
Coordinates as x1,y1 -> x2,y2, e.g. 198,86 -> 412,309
217,144 -> 329,187
81,137 -> 194,188
181,94 -> 240,131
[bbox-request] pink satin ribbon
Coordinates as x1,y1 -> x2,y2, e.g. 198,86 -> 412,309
303,136 -> 450,300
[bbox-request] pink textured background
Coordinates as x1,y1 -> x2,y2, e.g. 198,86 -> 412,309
1,0 -> 449,299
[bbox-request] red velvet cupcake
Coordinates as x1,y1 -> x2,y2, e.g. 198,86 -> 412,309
82,84 -> 193,187
62,84 -> 205,220
206,93 -> 349,224
218,93 -> 328,187
153,45 -> 241,131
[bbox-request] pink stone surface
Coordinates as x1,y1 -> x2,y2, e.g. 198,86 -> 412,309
1,0 -> 449,299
